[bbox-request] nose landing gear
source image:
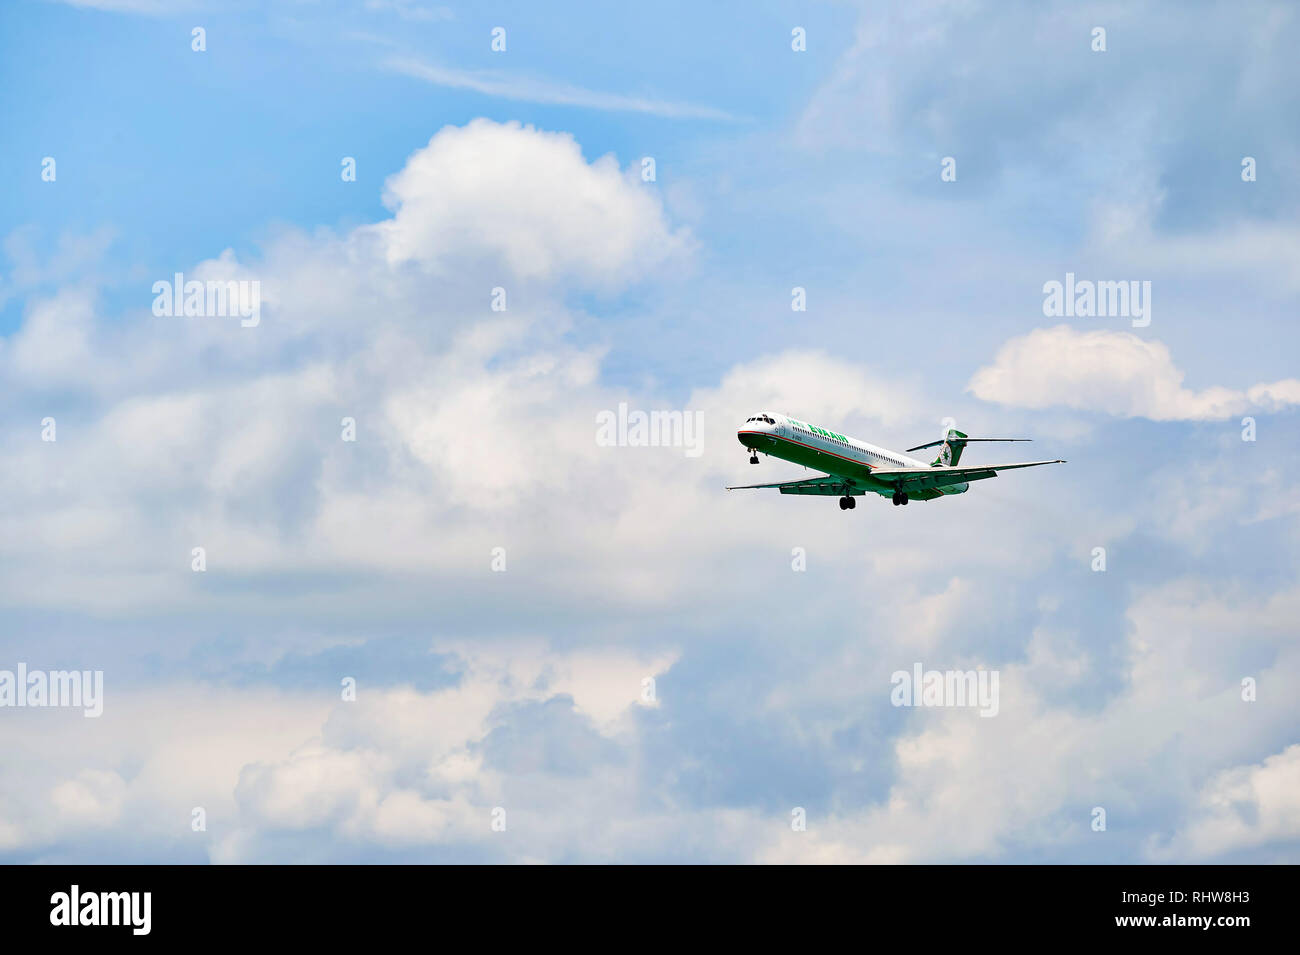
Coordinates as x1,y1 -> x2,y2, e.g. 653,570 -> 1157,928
748,451 -> 759,464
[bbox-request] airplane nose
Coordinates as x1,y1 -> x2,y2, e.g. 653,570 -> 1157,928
738,417 -> 773,446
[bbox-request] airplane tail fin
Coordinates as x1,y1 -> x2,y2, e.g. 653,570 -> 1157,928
904,431 -> 1032,467
934,429 -> 967,466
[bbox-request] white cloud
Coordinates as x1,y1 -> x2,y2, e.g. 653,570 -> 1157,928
50,0 -> 193,14
365,1 -> 453,22
0,687 -> 332,856
968,325 -> 1300,420
2,288 -> 99,388
49,769 -> 127,826
214,642 -> 678,861
1164,744 -> 1300,859
759,577 -> 1300,864
365,119 -> 693,285
2,114 -> 1297,864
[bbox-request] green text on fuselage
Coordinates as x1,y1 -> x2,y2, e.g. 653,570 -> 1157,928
787,419 -> 849,443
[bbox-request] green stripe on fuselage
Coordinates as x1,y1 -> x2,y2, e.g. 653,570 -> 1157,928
743,433 -> 894,494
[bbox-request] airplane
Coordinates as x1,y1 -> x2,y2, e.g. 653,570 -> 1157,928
728,412 -> 1065,510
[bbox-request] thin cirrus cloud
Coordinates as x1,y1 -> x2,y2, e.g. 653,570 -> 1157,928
385,57 -> 743,122
50,0 -> 191,13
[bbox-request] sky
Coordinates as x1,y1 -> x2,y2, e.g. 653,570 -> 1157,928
0,0 -> 1297,863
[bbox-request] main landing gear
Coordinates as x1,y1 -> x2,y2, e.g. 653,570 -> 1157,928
838,496 -> 856,510
891,490 -> 909,506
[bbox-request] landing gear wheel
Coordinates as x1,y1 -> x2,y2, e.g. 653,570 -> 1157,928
749,452 -> 759,465
838,497 -> 849,510
892,491 -> 901,506
901,493 -> 909,505
847,496 -> 856,509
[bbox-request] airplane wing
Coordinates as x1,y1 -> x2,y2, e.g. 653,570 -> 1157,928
725,475 -> 858,496
870,459 -> 1066,491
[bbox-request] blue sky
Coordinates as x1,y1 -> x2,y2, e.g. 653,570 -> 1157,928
0,0 -> 1298,863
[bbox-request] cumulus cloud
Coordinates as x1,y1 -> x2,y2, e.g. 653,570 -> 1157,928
968,325 -> 1300,420
1165,744 -> 1300,859
0,688 -> 331,859
0,119 -> 707,614
49,769 -> 127,826
212,643 -> 677,862
758,577 -> 1300,864
2,114 -> 1297,864
365,119 -> 693,284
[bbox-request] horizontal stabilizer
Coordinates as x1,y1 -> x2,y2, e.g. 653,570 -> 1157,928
905,437 -> 1032,452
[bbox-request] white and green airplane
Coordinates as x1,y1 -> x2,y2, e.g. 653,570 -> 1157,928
729,413 -> 1065,510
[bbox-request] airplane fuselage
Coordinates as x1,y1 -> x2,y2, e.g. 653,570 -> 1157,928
736,412 -> 970,498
